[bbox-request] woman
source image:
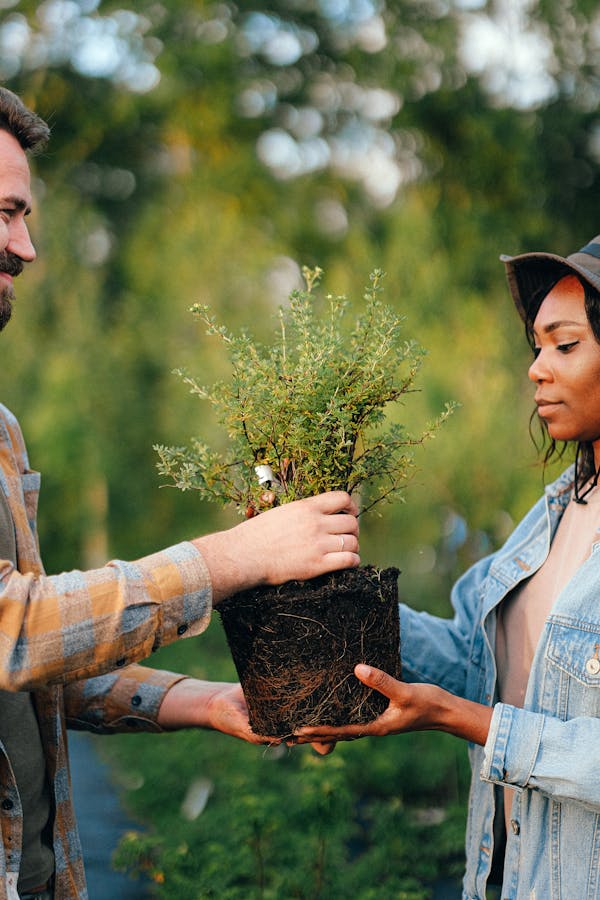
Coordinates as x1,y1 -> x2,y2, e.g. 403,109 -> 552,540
296,234 -> 600,899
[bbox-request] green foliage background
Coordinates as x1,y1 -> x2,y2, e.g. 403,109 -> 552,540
2,0 -> 598,895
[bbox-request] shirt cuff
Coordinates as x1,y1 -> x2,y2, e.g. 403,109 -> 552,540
105,666 -> 188,732
481,702 -> 544,788
134,540 -> 213,649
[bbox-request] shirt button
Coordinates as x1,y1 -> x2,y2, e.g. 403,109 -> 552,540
510,819 -> 520,835
131,694 -> 142,707
586,657 -> 600,676
177,623 -> 188,636
1,798 -> 13,811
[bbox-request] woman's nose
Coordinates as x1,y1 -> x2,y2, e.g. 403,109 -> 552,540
528,352 -> 549,384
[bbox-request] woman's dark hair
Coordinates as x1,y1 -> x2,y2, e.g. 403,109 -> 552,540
525,269 -> 600,490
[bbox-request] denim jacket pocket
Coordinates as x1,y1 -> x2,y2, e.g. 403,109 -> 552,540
546,620 -> 600,717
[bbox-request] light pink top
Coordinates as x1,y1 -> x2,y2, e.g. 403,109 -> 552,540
496,484 -> 600,830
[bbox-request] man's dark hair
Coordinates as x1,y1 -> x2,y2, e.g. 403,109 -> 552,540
0,87 -> 50,153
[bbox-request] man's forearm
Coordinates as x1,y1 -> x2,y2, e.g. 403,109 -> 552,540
156,677 -> 218,730
156,678 -> 272,745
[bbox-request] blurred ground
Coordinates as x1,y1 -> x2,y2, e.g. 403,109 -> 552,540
69,729 -> 462,899
69,731 -> 150,900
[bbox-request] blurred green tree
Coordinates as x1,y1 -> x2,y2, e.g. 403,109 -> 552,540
2,0 -> 599,575
3,1 -> 600,895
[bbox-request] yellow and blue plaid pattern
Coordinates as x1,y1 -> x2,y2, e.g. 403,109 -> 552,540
0,404 -> 213,898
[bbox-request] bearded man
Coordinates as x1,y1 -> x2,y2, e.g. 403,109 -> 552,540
0,87 -> 359,900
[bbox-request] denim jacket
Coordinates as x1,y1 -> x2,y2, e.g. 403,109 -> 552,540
400,465 -> 600,899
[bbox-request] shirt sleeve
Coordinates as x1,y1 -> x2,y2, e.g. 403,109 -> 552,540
481,702 -> 600,811
64,663 -> 187,734
399,552 -> 495,697
0,542 -> 213,691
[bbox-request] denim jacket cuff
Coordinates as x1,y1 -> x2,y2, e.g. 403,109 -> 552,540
481,702 -> 543,788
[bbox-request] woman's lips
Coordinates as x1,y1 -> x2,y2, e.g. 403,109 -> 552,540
536,398 -> 561,416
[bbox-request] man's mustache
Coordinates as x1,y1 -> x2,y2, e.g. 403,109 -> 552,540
0,252 -> 24,278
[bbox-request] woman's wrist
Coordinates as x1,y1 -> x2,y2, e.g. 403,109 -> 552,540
440,692 -> 493,746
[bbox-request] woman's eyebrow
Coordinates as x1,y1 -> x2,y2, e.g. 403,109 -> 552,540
534,319 -> 586,337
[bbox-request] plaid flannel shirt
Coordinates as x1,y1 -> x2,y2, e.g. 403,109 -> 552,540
0,403 -> 213,899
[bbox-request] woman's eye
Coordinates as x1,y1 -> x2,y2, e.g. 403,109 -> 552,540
532,346 -> 541,359
557,341 -> 578,353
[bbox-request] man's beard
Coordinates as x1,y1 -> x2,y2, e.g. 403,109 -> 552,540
0,286 -> 13,331
0,251 -> 24,331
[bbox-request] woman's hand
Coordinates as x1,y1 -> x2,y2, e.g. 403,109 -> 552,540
292,664 -> 493,748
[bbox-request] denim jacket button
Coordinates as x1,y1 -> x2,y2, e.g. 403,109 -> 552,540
510,819 -> 520,835
585,657 -> 600,676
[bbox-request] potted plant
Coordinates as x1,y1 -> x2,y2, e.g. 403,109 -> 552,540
155,267 -> 454,737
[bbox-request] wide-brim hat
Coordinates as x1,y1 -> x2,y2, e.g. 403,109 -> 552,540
501,234 -> 600,322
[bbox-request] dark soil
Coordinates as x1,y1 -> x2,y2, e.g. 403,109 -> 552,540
217,565 -> 401,737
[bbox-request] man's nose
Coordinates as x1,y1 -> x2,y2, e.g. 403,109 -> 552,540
8,219 -> 36,262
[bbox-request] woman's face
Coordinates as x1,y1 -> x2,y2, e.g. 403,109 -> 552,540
529,274 -> 600,445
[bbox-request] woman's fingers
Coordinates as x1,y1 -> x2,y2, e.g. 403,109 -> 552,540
354,664 -> 402,700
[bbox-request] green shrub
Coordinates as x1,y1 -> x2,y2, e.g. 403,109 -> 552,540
113,268 -> 463,897
155,268 -> 454,517
110,633 -> 469,899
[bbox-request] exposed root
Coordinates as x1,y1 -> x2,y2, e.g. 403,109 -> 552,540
218,566 -> 401,737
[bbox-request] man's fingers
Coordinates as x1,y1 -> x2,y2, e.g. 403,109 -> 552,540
308,490 -> 359,517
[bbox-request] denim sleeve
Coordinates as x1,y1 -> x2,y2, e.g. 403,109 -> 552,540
400,552 -> 494,697
481,703 -> 600,810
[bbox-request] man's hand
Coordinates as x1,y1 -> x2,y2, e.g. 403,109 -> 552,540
292,664 -> 493,748
157,678 -> 280,745
157,679 -> 335,756
193,491 -> 360,605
